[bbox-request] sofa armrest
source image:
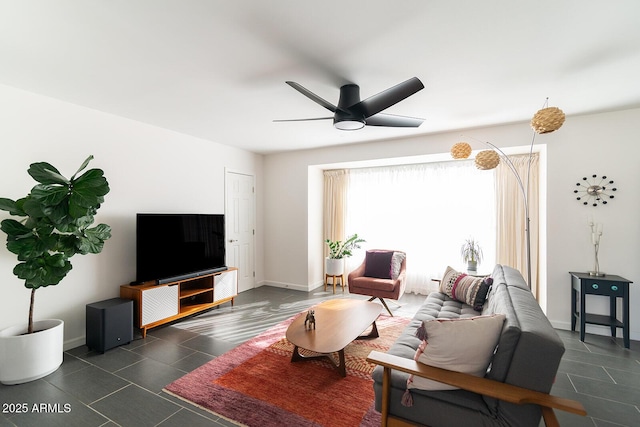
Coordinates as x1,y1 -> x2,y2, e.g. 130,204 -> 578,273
367,351 -> 586,427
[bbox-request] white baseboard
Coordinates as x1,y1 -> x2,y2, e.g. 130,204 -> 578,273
262,281 -> 312,292
64,336 -> 86,352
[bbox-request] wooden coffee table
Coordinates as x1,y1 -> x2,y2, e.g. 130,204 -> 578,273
285,299 -> 382,377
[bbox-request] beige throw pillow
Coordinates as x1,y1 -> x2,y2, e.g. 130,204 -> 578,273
407,314 -> 506,391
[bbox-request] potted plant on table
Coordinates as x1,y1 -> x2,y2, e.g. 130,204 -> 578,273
0,155 -> 111,385
461,237 -> 483,272
324,233 -> 365,275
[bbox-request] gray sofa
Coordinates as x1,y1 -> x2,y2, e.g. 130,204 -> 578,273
368,264 -> 585,427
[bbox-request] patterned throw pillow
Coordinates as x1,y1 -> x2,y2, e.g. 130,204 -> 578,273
406,314 -> 506,392
439,266 -> 493,311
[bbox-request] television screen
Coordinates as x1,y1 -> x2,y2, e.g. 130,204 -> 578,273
136,213 -> 226,284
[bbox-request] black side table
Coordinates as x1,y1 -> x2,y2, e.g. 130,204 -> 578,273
569,272 -> 632,348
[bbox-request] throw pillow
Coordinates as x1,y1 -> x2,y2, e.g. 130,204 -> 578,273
439,266 -> 493,311
364,250 -> 393,279
407,314 -> 506,392
390,251 -> 406,280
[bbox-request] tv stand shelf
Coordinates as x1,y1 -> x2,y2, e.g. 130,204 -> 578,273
120,267 -> 238,337
181,287 -> 211,299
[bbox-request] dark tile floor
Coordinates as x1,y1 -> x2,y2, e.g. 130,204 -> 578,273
0,286 -> 638,426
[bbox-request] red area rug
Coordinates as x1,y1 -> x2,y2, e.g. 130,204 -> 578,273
164,312 -> 410,426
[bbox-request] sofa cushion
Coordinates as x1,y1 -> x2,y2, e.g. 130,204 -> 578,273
413,292 -> 481,322
407,314 -> 506,391
440,266 -> 492,310
364,250 -> 394,279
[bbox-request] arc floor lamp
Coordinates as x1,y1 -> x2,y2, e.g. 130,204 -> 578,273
450,101 -> 565,288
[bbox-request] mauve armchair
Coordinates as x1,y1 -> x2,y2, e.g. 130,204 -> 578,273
348,250 -> 406,316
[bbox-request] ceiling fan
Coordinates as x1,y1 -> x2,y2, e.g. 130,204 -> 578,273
275,77 -> 425,130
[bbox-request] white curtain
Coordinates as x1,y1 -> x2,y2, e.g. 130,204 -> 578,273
344,160 -> 496,295
495,153 -> 539,298
323,170 -> 349,255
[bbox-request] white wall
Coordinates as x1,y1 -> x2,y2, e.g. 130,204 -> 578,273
0,84 -> 264,349
546,108 -> 640,336
264,108 -> 640,340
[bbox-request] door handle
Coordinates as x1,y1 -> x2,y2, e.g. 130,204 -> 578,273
229,239 -> 238,243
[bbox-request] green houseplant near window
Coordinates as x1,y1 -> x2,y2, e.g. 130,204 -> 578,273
0,155 -> 111,384
325,234 -> 365,276
325,233 -> 365,259
461,237 -> 483,271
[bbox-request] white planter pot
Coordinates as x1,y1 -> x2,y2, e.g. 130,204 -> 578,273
325,258 -> 345,276
0,319 -> 64,385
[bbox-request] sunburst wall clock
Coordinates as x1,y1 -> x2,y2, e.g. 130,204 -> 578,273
574,175 -> 617,206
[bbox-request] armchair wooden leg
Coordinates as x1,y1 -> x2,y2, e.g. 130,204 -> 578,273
379,299 -> 394,316
368,297 -> 394,316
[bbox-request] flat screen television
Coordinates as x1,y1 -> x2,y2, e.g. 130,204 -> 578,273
136,213 -> 227,284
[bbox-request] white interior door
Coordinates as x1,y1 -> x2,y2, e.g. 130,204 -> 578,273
225,171 -> 255,292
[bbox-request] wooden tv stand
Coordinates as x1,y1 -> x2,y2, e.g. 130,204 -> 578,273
120,267 -> 238,337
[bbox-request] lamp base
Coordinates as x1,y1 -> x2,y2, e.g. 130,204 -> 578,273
588,271 -> 605,277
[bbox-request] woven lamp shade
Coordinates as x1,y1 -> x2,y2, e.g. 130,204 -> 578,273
475,150 -> 500,170
451,142 -> 472,159
530,107 -> 565,134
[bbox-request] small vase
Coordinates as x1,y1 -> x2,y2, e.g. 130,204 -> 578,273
467,261 -> 478,272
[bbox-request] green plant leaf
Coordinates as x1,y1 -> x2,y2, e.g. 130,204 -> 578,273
14,254 -> 72,289
13,237 -> 49,261
70,155 -> 94,181
76,223 -> 111,254
43,203 -> 71,226
68,200 -> 91,219
0,219 -> 31,239
30,184 -> 69,207
27,162 -> 69,185
73,169 -> 109,195
0,198 -> 25,216
56,234 -> 79,257
68,169 -> 109,218
22,196 -> 48,219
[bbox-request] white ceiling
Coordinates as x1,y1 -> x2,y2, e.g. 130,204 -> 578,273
1,1 -> 639,154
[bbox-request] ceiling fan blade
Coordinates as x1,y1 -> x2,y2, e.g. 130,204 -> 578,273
365,113 -> 424,128
352,77 -> 424,118
273,117 -> 333,122
285,81 -> 339,113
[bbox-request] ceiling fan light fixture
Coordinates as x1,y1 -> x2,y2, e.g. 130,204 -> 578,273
281,78 -> 424,130
334,119 -> 365,130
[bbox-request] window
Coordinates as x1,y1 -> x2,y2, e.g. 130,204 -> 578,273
344,160 -> 496,294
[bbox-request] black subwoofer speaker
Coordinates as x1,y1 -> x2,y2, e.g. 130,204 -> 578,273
86,298 -> 133,353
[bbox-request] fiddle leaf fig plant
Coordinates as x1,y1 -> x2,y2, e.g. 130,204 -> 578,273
0,155 -> 111,334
